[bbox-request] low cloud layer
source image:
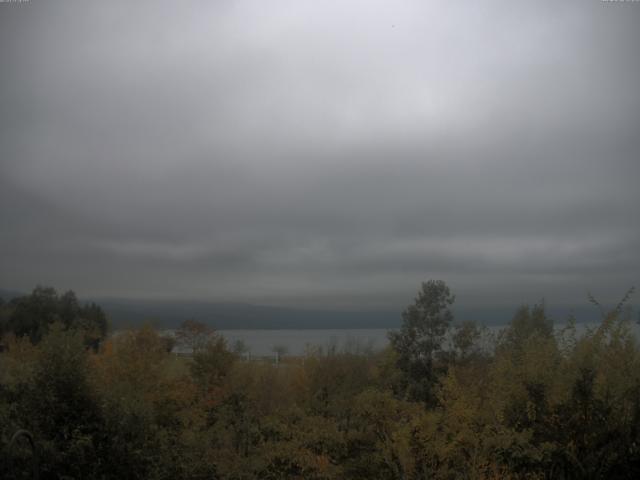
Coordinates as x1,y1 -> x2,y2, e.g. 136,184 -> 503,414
1,0 -> 639,310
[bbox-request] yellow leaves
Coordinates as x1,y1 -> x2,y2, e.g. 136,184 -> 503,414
100,337 -> 114,356
227,360 -> 298,416
2,315 -> 639,479
560,315 -> 640,415
0,333 -> 39,386
433,369 -> 496,475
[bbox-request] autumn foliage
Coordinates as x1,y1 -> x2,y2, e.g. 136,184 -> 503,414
1,284 -> 640,479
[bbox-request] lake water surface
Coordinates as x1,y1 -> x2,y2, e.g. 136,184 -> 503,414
218,329 -> 390,356
157,320 -> 640,358
217,321 -> 640,357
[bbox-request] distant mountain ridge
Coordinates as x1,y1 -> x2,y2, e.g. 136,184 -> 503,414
1,287 -> 610,329
0,288 -> 25,301
93,298 -> 400,330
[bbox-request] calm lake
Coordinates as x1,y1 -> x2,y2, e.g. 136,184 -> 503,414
218,329 -> 390,357
154,321 -> 640,358
215,321 -> 640,357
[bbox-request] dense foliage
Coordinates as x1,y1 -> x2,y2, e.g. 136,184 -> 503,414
1,284 -> 639,479
0,287 -> 108,347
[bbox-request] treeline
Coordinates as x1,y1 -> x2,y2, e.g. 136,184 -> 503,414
1,282 -> 639,479
0,286 -> 108,347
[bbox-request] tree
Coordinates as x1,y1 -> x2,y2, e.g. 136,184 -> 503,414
190,334 -> 237,391
232,339 -> 250,358
451,320 -> 484,363
8,286 -> 60,342
4,287 -> 108,347
0,297 -> 10,339
175,319 -> 212,355
498,303 -> 553,355
92,325 -> 203,479
76,302 -> 109,349
388,280 -> 455,404
15,324 -> 103,478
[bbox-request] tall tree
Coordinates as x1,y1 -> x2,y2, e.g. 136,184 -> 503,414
499,303 -> 553,355
6,287 -> 108,346
388,280 -> 455,404
175,319 -> 213,354
8,286 -> 60,342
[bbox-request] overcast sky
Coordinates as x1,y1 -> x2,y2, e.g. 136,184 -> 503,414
1,0 -> 639,310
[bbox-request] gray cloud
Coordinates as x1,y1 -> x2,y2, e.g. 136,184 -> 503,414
1,0 -> 639,311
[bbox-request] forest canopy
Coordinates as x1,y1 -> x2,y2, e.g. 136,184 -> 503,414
1,282 -> 639,479
0,286 -> 108,347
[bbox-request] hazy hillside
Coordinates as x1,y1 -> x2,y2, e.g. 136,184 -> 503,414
97,298 -> 400,330
2,288 -> 608,330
